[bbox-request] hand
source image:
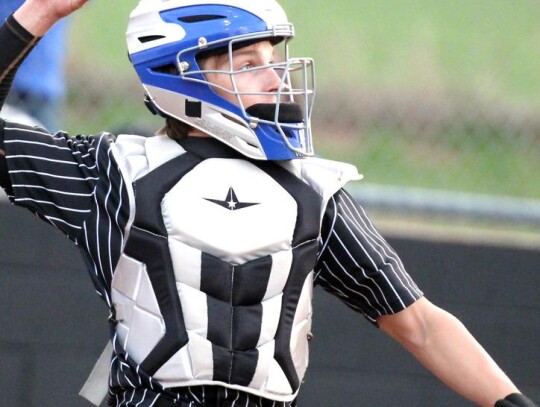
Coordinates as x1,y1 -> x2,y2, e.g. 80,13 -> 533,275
41,0 -> 91,20
495,393 -> 538,407
13,0 -> 90,36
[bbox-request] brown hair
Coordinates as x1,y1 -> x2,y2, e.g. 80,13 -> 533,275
155,49 -> 236,141
154,54 -> 220,141
157,116 -> 192,141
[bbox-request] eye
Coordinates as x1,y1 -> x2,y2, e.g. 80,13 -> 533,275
239,63 -> 252,71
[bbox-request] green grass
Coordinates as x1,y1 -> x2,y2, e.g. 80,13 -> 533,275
315,127 -> 540,197
65,0 -> 540,199
281,0 -> 540,106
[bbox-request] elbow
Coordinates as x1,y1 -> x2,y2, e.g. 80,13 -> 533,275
378,297 -> 437,352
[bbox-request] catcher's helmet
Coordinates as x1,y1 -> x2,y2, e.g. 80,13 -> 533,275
126,0 -> 315,160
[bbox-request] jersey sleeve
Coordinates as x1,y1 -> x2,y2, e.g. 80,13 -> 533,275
314,188 -> 423,323
1,120 -> 116,241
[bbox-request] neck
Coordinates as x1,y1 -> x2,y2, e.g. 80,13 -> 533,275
187,129 -> 211,138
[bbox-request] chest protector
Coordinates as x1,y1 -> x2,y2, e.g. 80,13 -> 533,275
109,135 -> 361,402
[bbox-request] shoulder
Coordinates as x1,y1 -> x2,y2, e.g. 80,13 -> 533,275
1,119 -> 113,152
111,134 -> 187,182
282,156 -> 363,199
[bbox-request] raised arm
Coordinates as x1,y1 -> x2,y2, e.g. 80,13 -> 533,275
0,0 -> 89,158
0,0 -> 89,168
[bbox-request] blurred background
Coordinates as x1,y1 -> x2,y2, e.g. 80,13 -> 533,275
59,0 -> 540,240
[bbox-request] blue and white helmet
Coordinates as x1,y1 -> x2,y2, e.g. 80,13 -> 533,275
126,0 -> 315,160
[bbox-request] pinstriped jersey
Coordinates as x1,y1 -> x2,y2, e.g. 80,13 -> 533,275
0,124 -> 423,406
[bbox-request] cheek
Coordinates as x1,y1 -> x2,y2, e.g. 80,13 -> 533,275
206,72 -> 229,90
206,73 -> 235,102
206,72 -> 270,108
234,72 -> 260,92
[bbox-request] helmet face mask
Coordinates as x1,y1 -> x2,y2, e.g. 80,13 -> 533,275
180,35 -> 315,158
127,0 -> 316,160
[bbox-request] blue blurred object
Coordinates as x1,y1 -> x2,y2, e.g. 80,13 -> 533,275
0,1 -> 68,131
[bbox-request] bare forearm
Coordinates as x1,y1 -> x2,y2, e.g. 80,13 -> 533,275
379,298 -> 518,407
409,308 -> 516,406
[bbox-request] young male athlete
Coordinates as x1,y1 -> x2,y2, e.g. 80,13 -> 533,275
0,0 -> 538,406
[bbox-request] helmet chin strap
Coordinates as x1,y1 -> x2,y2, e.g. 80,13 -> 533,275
144,93 -> 168,118
246,103 -> 303,123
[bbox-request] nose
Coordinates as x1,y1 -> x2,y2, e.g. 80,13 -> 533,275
262,67 -> 283,93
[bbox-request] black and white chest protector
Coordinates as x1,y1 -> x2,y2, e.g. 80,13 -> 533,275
109,135 -> 361,402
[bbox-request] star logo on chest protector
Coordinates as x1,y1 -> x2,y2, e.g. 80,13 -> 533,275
204,187 -> 260,211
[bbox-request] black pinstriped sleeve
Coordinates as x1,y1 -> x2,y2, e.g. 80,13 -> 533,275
3,122 -> 132,304
0,119 -> 10,194
314,188 -> 424,323
2,124 -> 131,304
2,125 -> 111,238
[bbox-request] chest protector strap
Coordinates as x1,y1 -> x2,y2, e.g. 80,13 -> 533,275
123,151 -> 202,374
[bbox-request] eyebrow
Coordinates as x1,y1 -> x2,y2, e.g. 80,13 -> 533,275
232,42 -> 274,59
209,43 -> 275,69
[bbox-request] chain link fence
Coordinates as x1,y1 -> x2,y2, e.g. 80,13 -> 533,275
309,86 -> 540,235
